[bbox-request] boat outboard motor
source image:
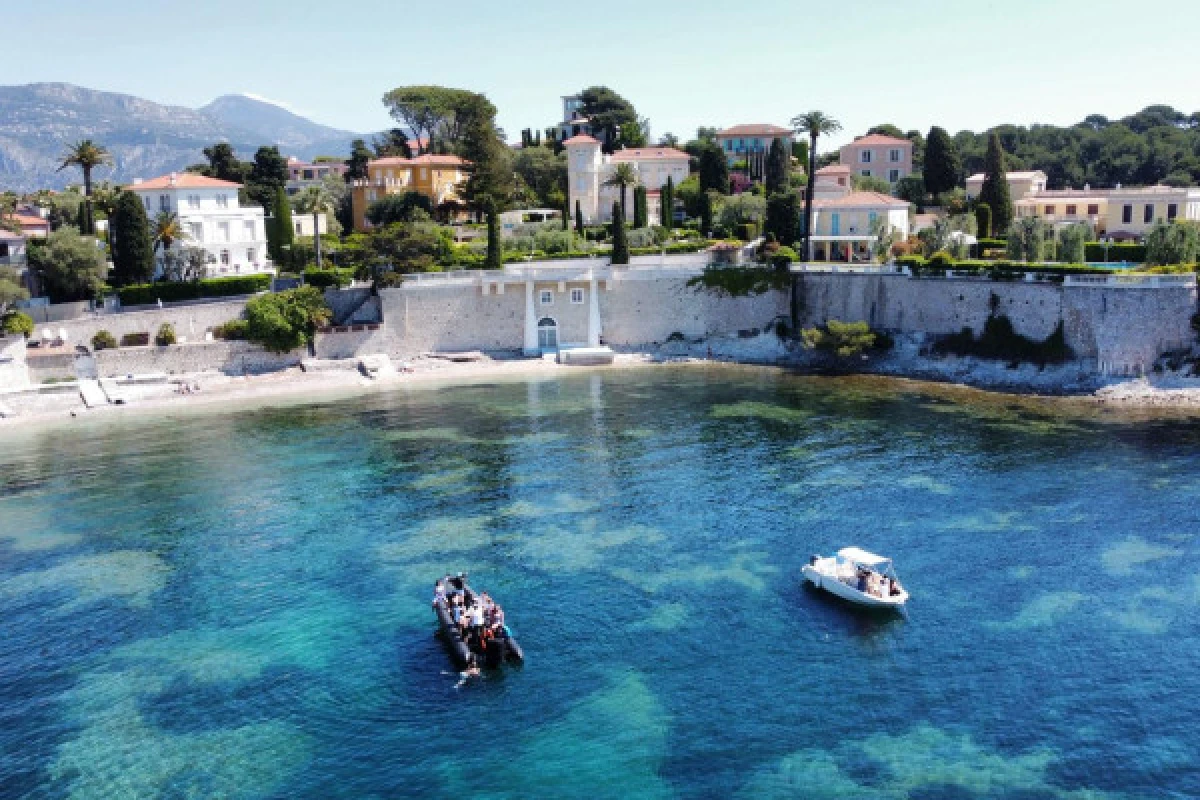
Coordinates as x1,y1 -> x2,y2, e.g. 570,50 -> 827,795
483,639 -> 505,668
809,554 -> 819,565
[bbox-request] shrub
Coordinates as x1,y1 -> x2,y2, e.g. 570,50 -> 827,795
1083,242 -> 1145,263
927,250 -> 956,269
735,222 -> 759,241
211,319 -> 249,340
801,320 -> 877,359
1,310 -> 34,338
771,246 -> 798,269
303,268 -> 354,288
91,330 -> 118,350
120,332 -> 150,347
155,323 -> 177,346
244,286 -> 331,353
117,274 -> 271,306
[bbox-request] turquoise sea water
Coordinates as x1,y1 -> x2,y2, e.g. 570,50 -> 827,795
2,367 -> 1199,799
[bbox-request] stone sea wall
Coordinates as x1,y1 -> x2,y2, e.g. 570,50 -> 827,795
797,273 -> 1197,372
378,274 -> 788,356
93,341 -> 302,378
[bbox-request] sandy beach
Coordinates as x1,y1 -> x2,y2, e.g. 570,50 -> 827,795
5,334 -> 1200,435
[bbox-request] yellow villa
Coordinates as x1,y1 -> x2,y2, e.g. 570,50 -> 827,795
350,154 -> 470,231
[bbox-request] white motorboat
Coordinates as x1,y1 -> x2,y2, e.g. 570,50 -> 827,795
801,547 -> 909,610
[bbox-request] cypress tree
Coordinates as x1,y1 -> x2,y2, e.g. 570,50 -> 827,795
485,199 -> 501,268
699,191 -> 714,236
561,191 -> 570,231
269,186 -> 294,265
765,138 -> 790,196
76,201 -> 90,234
610,202 -> 629,264
978,133 -> 1013,235
923,126 -> 961,196
633,186 -> 648,228
698,144 -> 730,194
765,192 -> 799,245
975,202 -> 992,239
109,190 -> 155,286
661,176 -> 674,230
575,200 -> 584,235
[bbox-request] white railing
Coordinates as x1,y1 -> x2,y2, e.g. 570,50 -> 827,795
1064,273 -> 1197,288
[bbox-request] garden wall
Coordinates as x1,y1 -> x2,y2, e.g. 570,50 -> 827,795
43,299 -> 250,348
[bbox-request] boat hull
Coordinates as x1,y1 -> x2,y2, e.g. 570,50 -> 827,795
802,564 -> 908,609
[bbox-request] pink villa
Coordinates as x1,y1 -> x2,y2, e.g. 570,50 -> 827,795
839,133 -> 913,185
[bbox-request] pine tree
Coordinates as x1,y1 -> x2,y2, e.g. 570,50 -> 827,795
765,138 -> 791,196
633,186 -> 648,228
575,200 -> 584,235
923,126 -> 961,196
661,176 -> 674,229
978,133 -> 1013,235
485,199 -> 501,268
109,190 -> 155,286
610,202 -> 629,264
268,186 -> 294,266
975,202 -> 992,239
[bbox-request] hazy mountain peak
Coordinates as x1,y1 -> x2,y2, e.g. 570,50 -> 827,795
0,82 -> 367,191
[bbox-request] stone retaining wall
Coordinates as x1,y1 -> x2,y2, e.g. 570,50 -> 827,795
94,341 -> 302,378
797,273 -> 1197,370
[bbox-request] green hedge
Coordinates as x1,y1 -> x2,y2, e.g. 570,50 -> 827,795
117,274 -> 272,306
898,255 -> 1116,279
302,268 -> 355,288
1084,242 -> 1146,263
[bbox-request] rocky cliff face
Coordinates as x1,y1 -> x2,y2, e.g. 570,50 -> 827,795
0,83 -> 363,192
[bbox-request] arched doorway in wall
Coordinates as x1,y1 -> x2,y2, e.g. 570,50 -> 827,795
537,317 -> 558,351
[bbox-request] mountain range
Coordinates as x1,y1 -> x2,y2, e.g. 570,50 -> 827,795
0,83 -> 367,192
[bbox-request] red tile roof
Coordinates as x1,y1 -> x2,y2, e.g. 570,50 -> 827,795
127,173 -> 241,190
816,164 -> 851,175
14,213 -> 48,229
563,134 -> 601,146
814,191 -> 910,208
845,134 -> 911,147
610,147 -> 690,162
717,124 -> 792,137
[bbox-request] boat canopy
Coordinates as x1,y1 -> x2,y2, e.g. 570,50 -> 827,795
836,547 -> 892,568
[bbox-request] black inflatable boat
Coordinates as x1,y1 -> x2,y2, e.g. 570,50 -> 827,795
432,573 -> 524,670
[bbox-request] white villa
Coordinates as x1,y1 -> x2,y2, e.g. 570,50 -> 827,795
127,173 -> 272,278
805,168 -> 911,262
566,135 -> 690,224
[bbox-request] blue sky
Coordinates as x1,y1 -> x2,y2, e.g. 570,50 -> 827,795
9,0 -> 1200,149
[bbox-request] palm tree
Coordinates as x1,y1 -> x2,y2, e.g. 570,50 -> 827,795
57,140 -> 112,235
152,211 -> 185,264
602,162 -> 639,222
294,185 -> 333,269
790,111 -> 842,263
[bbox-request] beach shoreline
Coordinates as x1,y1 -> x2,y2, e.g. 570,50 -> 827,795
4,340 -> 1200,435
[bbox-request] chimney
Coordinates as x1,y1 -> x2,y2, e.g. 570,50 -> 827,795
132,178 -> 143,185
168,172 -> 178,187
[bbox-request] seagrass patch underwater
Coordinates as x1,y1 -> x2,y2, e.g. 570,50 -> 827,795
1,366 -> 1198,798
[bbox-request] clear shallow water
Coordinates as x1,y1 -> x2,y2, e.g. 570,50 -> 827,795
2,367 -> 1199,799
